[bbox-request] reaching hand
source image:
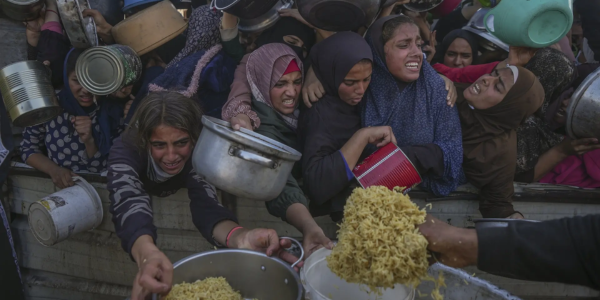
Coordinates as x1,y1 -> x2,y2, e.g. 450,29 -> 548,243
229,228 -> 304,270
439,74 -> 457,107
82,9 -> 114,44
302,225 -> 334,258
302,67 -> 325,108
50,166 -> 76,189
508,46 -> 539,67
131,247 -> 173,300
418,215 -> 478,268
361,126 -> 398,148
71,116 -> 94,144
559,137 -> 600,156
230,114 -> 253,131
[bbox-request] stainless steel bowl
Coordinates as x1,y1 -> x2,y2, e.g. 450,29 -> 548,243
403,0 -> 443,12
0,0 -> 44,22
238,0 -> 294,33
153,243 -> 303,300
474,218 -> 540,230
462,8 -> 509,52
566,68 -> 600,140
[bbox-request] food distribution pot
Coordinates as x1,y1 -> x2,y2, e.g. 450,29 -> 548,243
474,218 -> 540,230
153,241 -> 303,300
212,0 -> 280,20
192,116 -> 301,201
297,0 -> 382,31
237,0 -> 294,33
0,0 -> 44,21
56,0 -> 98,49
566,68 -> 600,140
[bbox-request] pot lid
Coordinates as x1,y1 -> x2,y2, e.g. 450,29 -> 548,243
5,0 -> 41,4
566,68 -> 600,139
76,46 -> 126,95
201,116 -> 302,162
298,0 -> 368,32
238,0 -> 293,33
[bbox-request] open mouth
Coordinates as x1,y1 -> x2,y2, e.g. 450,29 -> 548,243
79,95 -> 93,102
282,99 -> 296,108
405,62 -> 420,70
471,83 -> 481,95
162,160 -> 182,171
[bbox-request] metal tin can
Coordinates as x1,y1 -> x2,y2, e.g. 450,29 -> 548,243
76,45 -> 142,96
0,61 -> 62,127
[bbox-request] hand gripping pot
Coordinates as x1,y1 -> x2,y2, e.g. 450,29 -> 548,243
352,143 -> 422,192
56,0 -> 99,49
152,238 -> 304,300
192,116 -> 302,201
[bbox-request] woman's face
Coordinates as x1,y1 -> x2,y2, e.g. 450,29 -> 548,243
68,71 -> 94,107
149,125 -> 192,175
553,96 -> 571,126
270,71 -> 302,115
383,23 -> 423,83
464,68 -> 515,110
443,38 -> 473,68
283,35 -> 307,58
338,62 -> 373,106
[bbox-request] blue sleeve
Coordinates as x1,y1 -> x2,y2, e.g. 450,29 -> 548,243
421,77 -> 465,196
20,125 -> 46,163
339,150 -> 355,181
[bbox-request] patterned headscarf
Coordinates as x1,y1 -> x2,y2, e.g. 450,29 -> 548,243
167,5 -> 222,68
246,43 -> 303,129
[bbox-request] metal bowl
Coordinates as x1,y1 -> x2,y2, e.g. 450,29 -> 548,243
462,8 -> 509,52
238,0 -> 294,33
213,0 -> 280,20
56,0 -> 98,49
474,218 -> 540,230
0,0 -> 44,21
153,243 -> 303,300
297,0 -> 381,32
403,0 -> 443,12
566,68 -> 600,140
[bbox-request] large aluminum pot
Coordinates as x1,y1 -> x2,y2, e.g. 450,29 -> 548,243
152,240 -> 303,300
403,0 -> 443,13
567,68 -> 600,140
297,0 -> 382,31
237,0 -> 294,33
0,0 -> 44,22
193,116 -> 302,201
0,61 -> 61,127
213,0 -> 280,20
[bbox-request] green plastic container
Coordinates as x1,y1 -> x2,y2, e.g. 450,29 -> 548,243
484,0 -> 573,48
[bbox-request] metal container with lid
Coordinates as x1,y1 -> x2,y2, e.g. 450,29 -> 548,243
237,0 -> 294,33
0,0 -> 44,21
56,0 -> 98,49
76,45 -> 142,96
0,61 -> 61,127
112,0 -> 188,55
462,8 -> 509,52
192,116 -> 302,201
566,68 -> 600,140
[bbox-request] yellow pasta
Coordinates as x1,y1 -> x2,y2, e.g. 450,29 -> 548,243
164,277 -> 258,300
327,186 -> 429,291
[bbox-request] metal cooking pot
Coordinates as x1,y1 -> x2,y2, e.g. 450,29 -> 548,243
238,0 -> 294,33
474,218 -> 540,230
193,116 -> 302,201
212,0 -> 280,20
56,0 -> 98,49
0,0 -> 44,21
88,0 -> 123,26
567,68 -> 600,140
297,0 -> 382,31
403,0 -> 443,13
462,8 -> 509,52
0,61 -> 61,127
152,238 -> 304,300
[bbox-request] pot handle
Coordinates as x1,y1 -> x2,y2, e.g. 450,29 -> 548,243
209,0 -> 217,10
231,147 -> 277,169
280,237 -> 304,268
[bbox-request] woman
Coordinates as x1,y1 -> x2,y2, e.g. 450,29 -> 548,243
20,49 -> 126,188
244,43 -> 333,254
433,29 -> 479,68
298,32 -> 397,221
458,66 -> 544,218
363,15 -> 464,196
220,16 -> 318,130
108,92 -> 298,299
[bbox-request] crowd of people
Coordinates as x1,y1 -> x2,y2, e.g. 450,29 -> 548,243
1,0 -> 600,299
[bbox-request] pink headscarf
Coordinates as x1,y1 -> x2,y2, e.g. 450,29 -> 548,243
540,149 -> 600,188
246,43 -> 303,129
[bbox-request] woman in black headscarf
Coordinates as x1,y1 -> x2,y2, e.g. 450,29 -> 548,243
433,29 -> 479,68
298,32 -> 396,221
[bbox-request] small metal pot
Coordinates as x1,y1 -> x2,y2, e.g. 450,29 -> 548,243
212,0 -> 280,20
0,0 -> 44,22
297,0 -> 382,31
566,68 -> 600,140
56,0 -> 98,49
0,61 -> 61,127
462,8 -> 509,52
474,218 -> 540,230
192,116 -> 302,201
237,0 -> 294,33
152,238 -> 304,300
403,0 -> 443,13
